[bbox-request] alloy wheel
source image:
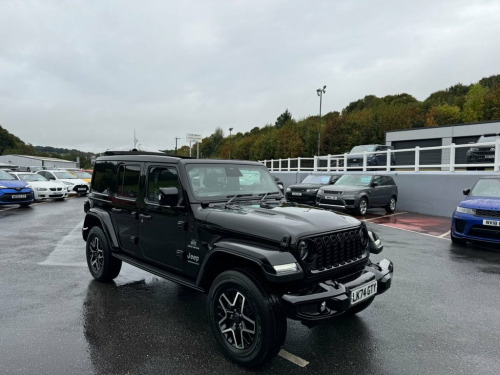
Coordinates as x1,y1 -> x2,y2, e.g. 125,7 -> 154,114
216,290 -> 256,350
89,236 -> 104,274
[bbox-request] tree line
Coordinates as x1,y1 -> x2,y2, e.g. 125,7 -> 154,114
169,74 -> 500,160
2,74 -> 500,163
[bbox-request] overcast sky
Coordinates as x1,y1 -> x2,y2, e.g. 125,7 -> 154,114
1,0 -> 499,153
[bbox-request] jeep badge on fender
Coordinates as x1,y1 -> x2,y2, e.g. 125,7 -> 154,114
82,150 -> 393,368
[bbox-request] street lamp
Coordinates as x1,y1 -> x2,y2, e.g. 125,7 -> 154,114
229,127 -> 234,159
316,85 -> 326,156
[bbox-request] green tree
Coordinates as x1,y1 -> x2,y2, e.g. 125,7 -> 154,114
462,83 -> 488,123
275,109 -> 293,129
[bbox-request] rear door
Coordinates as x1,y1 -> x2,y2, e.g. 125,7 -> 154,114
112,164 -> 141,254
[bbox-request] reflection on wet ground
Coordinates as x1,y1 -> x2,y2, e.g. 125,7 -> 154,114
355,209 -> 452,239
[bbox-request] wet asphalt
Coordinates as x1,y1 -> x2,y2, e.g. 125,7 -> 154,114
1,198 -> 499,375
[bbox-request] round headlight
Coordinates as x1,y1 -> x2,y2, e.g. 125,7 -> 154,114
286,187 -> 291,192
297,240 -> 309,260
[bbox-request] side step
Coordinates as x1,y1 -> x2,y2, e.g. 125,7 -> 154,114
113,253 -> 204,292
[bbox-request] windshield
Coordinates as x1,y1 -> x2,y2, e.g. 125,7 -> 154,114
477,135 -> 500,143
301,175 -> 331,184
186,164 -> 280,200
349,145 -> 376,153
54,171 -> 77,179
0,170 -> 16,180
18,173 -> 48,182
73,171 -> 92,179
335,174 -> 373,187
471,178 -> 500,198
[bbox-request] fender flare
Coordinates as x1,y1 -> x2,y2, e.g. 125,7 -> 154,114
196,239 -> 303,288
82,208 -> 120,249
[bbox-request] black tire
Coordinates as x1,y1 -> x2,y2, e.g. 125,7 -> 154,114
345,297 -> 375,316
86,227 -> 122,281
356,197 -> 368,216
207,269 -> 286,368
385,196 -> 397,213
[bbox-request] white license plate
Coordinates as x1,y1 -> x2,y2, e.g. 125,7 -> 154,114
350,280 -> 378,305
325,196 -> 337,200
78,188 -> 86,191
12,194 -> 27,199
483,219 -> 500,227
292,192 -> 302,196
485,155 -> 494,159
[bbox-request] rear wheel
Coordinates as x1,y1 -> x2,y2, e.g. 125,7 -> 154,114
208,269 -> 286,368
385,196 -> 397,213
86,227 -> 122,281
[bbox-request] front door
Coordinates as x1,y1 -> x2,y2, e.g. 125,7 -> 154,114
138,165 -> 186,271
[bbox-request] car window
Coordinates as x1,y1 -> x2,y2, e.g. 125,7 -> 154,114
18,173 -> 47,182
335,174 -> 372,186
54,171 -> 77,179
146,166 -> 179,203
117,165 -> 141,199
92,162 -> 117,195
0,170 -> 16,180
349,145 -> 376,153
301,175 -> 332,184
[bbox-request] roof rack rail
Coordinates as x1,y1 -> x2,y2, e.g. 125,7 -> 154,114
102,150 -> 192,158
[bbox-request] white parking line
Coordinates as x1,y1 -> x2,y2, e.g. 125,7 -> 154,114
278,349 -> 309,367
375,223 -> 451,241
361,211 -> 408,222
438,230 -> 451,238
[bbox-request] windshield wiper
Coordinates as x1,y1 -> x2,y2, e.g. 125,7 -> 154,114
225,194 -> 253,208
259,191 -> 281,202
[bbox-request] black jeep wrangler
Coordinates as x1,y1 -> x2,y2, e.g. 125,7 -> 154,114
82,151 -> 393,368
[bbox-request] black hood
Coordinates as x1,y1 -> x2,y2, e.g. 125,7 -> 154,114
199,204 -> 360,243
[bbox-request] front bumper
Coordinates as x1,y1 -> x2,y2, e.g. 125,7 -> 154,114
316,195 -> 360,210
0,189 -> 34,205
286,192 -> 317,204
282,258 -> 393,323
452,212 -> 500,243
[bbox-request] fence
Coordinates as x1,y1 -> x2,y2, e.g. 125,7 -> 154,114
259,139 -> 500,173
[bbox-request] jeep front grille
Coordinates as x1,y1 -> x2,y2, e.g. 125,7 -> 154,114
300,227 -> 369,274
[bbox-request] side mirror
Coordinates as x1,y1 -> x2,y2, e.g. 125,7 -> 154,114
463,188 -> 471,195
368,230 -> 384,254
159,187 -> 179,206
371,182 -> 378,187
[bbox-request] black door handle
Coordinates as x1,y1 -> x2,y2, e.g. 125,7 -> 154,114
139,213 -> 152,221
111,208 -> 123,213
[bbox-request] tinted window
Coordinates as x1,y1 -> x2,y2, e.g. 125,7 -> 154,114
92,162 -> 117,195
117,165 -> 141,199
146,166 -> 179,203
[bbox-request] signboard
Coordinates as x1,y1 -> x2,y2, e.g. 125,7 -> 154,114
186,133 -> 202,142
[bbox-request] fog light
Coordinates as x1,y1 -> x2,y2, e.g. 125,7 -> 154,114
320,301 -> 327,312
273,263 -> 298,274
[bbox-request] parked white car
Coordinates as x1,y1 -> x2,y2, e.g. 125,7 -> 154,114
36,170 -> 89,196
9,172 -> 68,201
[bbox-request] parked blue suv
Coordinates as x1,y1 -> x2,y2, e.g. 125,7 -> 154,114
451,177 -> 500,245
0,170 -> 34,207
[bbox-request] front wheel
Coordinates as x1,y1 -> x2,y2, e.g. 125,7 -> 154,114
207,269 -> 286,368
356,198 -> 368,216
86,227 -> 122,281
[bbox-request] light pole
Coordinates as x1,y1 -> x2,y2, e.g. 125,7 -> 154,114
229,127 -> 233,159
316,85 -> 326,156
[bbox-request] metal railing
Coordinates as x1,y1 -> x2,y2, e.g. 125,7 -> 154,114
259,139 -> 500,172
